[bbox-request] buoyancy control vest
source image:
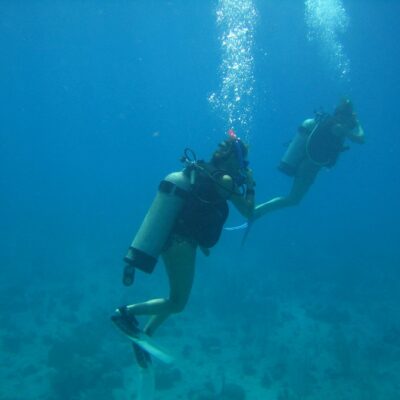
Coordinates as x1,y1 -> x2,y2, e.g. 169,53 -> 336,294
173,162 -> 229,249
305,113 -> 347,167
279,113 -> 348,176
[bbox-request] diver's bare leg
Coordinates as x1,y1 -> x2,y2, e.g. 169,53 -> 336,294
254,161 -> 320,219
254,196 -> 290,218
126,238 -> 196,336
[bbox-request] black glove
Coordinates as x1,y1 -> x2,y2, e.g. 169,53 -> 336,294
122,264 -> 135,286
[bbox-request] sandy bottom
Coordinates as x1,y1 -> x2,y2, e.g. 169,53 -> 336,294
1,264 -> 400,400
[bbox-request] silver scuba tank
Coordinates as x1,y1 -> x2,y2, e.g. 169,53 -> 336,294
279,119 -> 315,176
124,171 -> 191,276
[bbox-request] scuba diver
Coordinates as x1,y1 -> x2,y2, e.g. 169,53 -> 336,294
111,130 -> 255,370
254,98 -> 365,219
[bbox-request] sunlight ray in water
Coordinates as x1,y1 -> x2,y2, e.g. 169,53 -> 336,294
209,0 -> 257,141
305,0 -> 350,81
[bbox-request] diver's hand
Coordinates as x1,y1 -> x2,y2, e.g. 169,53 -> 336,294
245,168 -> 256,189
122,264 -> 135,286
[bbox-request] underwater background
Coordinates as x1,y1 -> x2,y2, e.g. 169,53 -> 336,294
1,1 -> 399,399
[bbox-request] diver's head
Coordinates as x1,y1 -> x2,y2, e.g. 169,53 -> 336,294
334,98 -> 357,129
211,129 -> 249,179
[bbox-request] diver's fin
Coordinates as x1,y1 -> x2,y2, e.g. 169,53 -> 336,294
128,331 -> 173,364
137,362 -> 155,400
240,219 -> 253,247
111,308 -> 174,364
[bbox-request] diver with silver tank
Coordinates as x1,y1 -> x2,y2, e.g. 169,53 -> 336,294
111,131 -> 256,374
253,98 -> 365,219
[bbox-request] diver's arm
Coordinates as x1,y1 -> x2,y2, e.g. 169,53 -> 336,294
230,188 -> 255,219
217,170 -> 255,218
229,170 -> 255,219
346,123 -> 365,144
332,120 -> 365,144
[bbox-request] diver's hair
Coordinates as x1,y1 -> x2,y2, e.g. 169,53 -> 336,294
334,97 -> 354,117
211,138 -> 249,167
334,97 -> 357,128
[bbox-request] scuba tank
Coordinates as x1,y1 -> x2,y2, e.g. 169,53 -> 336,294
278,120 -> 312,176
123,171 -> 191,285
279,112 -> 344,175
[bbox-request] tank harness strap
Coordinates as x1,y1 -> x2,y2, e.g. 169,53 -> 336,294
159,180 -> 188,199
124,247 -> 157,274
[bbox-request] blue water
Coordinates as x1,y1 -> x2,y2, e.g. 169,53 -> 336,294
1,1 -> 399,399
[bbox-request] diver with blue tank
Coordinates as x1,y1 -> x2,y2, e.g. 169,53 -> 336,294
254,98 -> 365,218
111,130 -> 255,369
